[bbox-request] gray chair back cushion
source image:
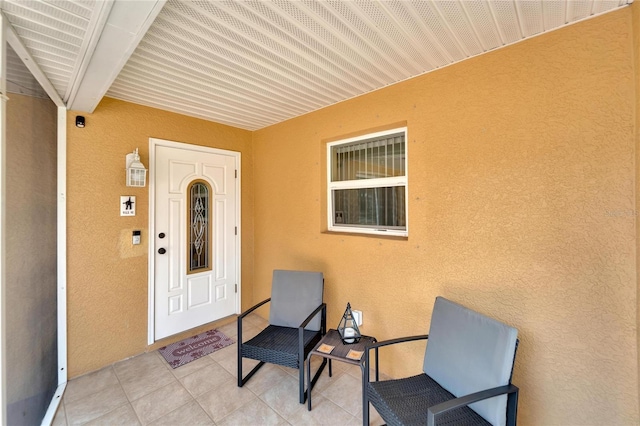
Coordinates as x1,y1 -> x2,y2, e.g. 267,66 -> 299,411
269,270 -> 324,331
423,297 -> 518,426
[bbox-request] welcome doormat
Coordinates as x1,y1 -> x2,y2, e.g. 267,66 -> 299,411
158,329 -> 234,369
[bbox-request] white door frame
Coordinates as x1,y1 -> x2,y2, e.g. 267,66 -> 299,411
147,138 -> 241,344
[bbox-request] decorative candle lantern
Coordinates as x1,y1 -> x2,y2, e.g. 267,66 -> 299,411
338,302 -> 361,344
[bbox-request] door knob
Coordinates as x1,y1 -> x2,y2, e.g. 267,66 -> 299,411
158,248 -> 166,254
159,233 -> 165,239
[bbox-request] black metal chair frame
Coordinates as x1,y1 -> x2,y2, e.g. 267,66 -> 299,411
237,297 -> 328,403
363,335 -> 519,426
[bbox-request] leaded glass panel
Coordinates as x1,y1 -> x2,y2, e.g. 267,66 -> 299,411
188,180 -> 211,273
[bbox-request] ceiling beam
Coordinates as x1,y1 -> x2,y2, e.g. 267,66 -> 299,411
3,11 -> 65,108
63,0 -> 115,105
67,0 -> 166,113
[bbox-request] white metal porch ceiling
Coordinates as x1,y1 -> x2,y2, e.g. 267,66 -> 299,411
1,0 -> 633,131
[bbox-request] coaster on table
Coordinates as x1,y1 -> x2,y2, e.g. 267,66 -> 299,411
317,343 -> 335,354
346,349 -> 364,361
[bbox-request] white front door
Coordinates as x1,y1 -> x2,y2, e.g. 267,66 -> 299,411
152,140 -> 239,340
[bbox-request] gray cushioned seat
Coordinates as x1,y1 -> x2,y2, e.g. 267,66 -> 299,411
269,270 -> 324,331
423,298 -> 518,426
363,296 -> 519,426
238,269 -> 327,404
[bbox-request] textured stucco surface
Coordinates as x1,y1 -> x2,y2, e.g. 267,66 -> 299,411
252,8 -> 638,425
633,3 -> 640,411
63,7 -> 640,424
66,98 -> 254,377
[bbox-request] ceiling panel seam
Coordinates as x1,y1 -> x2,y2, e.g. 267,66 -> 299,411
304,0 -> 408,80
249,0 -> 380,92
123,50 -> 316,116
160,4 -> 347,102
116,65 -> 297,121
429,1 -> 473,58
375,1 -> 444,68
225,0 -> 366,94
7,15 -> 84,45
3,11 -> 64,107
185,1 -> 354,100
106,85 -> 271,130
295,0 -> 399,83
331,0 -> 420,76
403,1 -> 460,65
131,34 -> 328,111
2,2 -> 87,36
513,0 -> 539,38
273,0 -> 387,88
143,18 -> 333,108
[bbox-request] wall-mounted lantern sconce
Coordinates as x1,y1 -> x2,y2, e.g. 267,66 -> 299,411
125,148 -> 147,187
76,115 -> 85,128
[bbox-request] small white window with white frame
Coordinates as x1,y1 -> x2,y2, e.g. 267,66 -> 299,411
327,127 -> 408,237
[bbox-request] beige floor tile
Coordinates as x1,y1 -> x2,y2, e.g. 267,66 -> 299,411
259,374 -> 308,421
283,355 -> 349,380
119,372 -> 177,403
64,366 -> 120,404
51,401 -> 67,426
84,404 -> 141,426
321,372 -> 364,417
165,352 -> 215,379
237,324 -> 264,342
217,398 -> 288,426
242,313 -> 269,329
286,394 -> 356,425
376,371 -> 393,381
208,341 -> 236,363
65,384 -> 129,425
114,352 -> 165,378
60,317 -> 394,426
179,361 -> 235,397
345,363 -> 366,379
131,381 -> 193,424
245,363 -> 293,397
298,360 -> 347,395
196,379 -> 257,422
216,320 -> 239,338
115,353 -> 177,401
217,347 -> 260,379
146,400 -> 213,426
364,405 -> 386,426
324,357 -> 353,375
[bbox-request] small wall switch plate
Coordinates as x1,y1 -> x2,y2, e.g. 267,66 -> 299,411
132,230 -> 141,245
352,310 -> 363,326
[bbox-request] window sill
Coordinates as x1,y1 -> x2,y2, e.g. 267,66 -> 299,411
323,229 -> 409,240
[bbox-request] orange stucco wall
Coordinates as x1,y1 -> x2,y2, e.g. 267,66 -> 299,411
253,8 -> 637,425
633,1 -> 640,411
66,98 -> 254,377
64,6 -> 640,424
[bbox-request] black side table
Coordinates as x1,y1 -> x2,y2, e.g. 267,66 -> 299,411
306,329 -> 379,415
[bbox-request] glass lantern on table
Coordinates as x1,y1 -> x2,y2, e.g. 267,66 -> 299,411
338,302 -> 361,344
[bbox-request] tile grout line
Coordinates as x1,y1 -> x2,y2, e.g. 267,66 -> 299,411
105,365 -> 144,426
64,315 -> 383,426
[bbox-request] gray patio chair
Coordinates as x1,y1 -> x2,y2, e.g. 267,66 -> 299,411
237,269 -> 327,403
363,296 -> 519,426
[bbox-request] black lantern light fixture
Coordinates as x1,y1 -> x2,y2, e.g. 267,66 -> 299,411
338,302 -> 361,344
